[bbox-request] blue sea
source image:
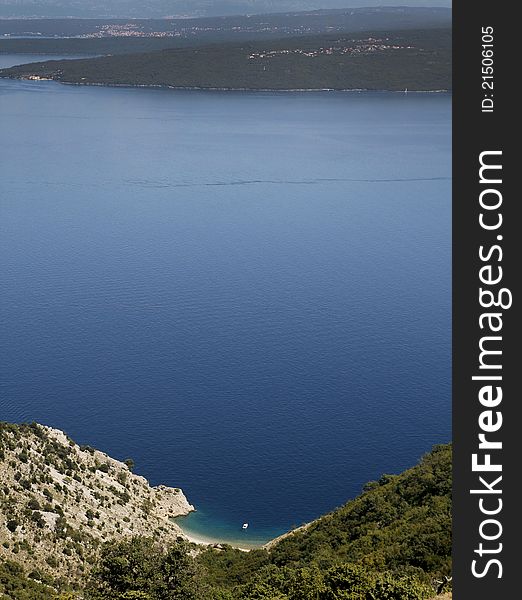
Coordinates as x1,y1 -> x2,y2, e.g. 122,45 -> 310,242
0,57 -> 451,545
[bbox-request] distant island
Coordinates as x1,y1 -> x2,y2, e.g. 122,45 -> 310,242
0,28 -> 451,92
1,422 -> 452,599
0,7 -> 451,49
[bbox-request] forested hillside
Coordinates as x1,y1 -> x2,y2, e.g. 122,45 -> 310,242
0,28 -> 451,91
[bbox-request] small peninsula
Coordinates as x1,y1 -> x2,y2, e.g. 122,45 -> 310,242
0,28 -> 451,92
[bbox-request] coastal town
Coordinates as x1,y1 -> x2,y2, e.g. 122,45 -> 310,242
77,20 -> 344,39
248,37 -> 415,60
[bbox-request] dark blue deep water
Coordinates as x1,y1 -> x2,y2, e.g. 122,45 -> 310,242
0,70 -> 451,545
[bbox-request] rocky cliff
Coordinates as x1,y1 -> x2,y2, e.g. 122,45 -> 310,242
0,422 -> 193,581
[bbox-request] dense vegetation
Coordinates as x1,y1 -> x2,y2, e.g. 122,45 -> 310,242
0,28 -> 451,91
270,443 -> 452,575
0,559 -> 58,600
1,438 -> 451,599
196,443 -> 452,598
0,37 -> 197,56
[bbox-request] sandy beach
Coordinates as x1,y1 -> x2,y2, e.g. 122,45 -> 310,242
177,524 -> 262,552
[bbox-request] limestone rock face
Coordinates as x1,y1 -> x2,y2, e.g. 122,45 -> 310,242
0,422 -> 194,579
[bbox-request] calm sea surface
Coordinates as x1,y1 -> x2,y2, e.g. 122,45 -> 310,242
0,59 -> 451,544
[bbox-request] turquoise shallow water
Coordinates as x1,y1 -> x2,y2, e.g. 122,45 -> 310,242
0,68 -> 451,544
174,511 -> 271,549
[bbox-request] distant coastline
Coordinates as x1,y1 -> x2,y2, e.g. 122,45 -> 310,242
0,75 -> 451,94
62,81 -> 451,94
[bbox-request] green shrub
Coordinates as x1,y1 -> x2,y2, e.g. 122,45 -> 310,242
7,518 -> 19,533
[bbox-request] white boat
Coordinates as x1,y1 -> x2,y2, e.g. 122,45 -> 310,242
242,523 -> 249,529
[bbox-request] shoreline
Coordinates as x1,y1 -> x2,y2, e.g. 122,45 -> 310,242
0,75 -> 451,94
176,518 -> 313,552
172,513 -> 281,551
176,520 -> 268,551
179,527 -> 255,552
